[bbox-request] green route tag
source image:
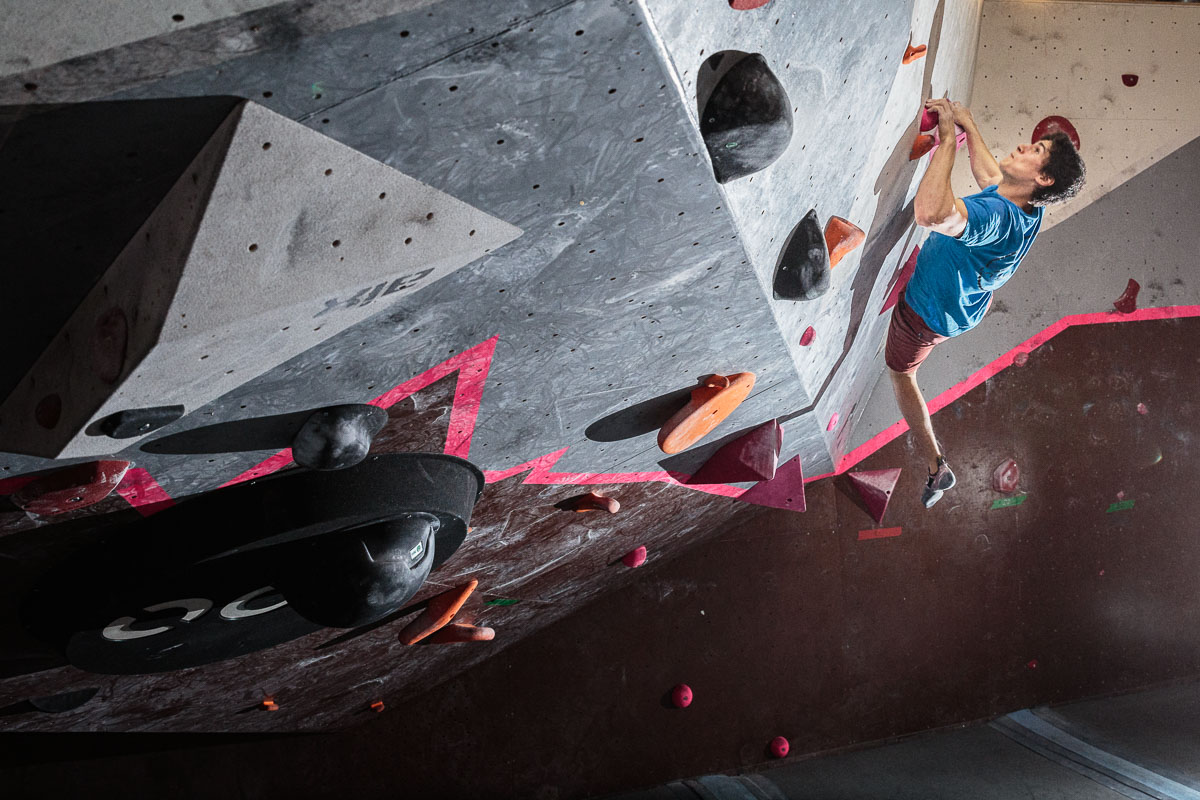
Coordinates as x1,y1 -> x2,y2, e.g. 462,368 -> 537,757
991,494 -> 1028,510
485,598 -> 520,606
1106,499 -> 1135,513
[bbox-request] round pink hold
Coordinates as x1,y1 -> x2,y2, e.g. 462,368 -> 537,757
622,546 -> 647,568
770,736 -> 789,758
1013,351 -> 1029,367
799,326 -> 815,346
826,413 -> 838,432
671,684 -> 693,708
1137,402 -> 1148,415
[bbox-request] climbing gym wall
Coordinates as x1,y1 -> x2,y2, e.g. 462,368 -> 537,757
851,0 -> 1200,459
0,0 -> 987,736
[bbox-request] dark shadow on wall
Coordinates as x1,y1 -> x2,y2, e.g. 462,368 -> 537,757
0,97 -> 242,401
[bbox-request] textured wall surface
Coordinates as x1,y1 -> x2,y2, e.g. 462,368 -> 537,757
0,0 -> 983,734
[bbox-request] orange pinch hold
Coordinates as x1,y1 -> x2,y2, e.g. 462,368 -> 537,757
903,43 -> 927,64
427,623 -> 496,644
370,700 -> 386,713
398,580 -> 479,645
261,697 -> 279,711
657,372 -> 756,455
566,491 -> 620,513
909,134 -> 936,161
824,216 -> 865,269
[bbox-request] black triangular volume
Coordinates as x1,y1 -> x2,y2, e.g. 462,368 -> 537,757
773,209 -> 829,301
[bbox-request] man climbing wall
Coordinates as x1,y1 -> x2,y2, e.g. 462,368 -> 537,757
887,98 -> 1086,507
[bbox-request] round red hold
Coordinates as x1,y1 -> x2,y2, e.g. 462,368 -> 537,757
770,736 -> 789,758
1013,351 -> 1029,367
1031,115 -> 1080,151
919,107 -> 938,132
729,0 -> 771,8
1122,74 -> 1138,87
991,458 -> 1020,494
1027,659 -> 1038,670
622,546 -> 647,568
671,684 -> 693,708
12,460 -> 132,516
1137,402 -> 1148,415
799,326 -> 815,346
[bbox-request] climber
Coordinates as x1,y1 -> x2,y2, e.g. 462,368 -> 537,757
887,97 -> 1085,507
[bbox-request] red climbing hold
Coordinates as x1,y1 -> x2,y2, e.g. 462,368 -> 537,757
909,133 -> 936,160
992,458 -> 1020,494
1137,403 -> 1148,415
1113,278 -> 1140,314
903,43 -> 927,65
622,546 -> 648,568
689,419 -> 783,484
398,580 -> 478,645
824,216 -> 865,269
848,468 -> 901,523
11,460 -> 131,516
1032,115 -> 1080,150
729,0 -> 770,8
737,455 -> 805,512
799,326 -> 815,346
1027,659 -> 1039,670
565,491 -> 620,513
881,245 -> 920,315
671,684 -> 693,708
770,736 -> 790,758
919,106 -> 938,132
1122,74 -> 1138,87
428,623 -> 496,644
1013,351 -> 1030,367
658,372 -> 756,454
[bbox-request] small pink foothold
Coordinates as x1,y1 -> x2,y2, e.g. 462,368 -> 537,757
799,326 -> 815,346
1116,491 -> 1125,501
1013,351 -> 1029,367
1113,278 -> 1140,314
1122,74 -> 1138,87
1027,659 -> 1038,670
826,413 -> 838,432
770,736 -> 789,758
1137,403 -> 1148,415
1100,569 -> 1106,576
671,684 -> 693,708
992,458 -> 1020,494
566,491 -> 620,513
622,546 -> 647,568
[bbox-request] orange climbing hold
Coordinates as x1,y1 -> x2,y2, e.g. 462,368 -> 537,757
427,623 -> 495,644
565,491 -> 620,513
909,134 -> 936,160
824,216 -> 865,269
370,700 -> 386,713
729,0 -> 771,9
398,580 -> 478,645
903,43 -> 927,64
261,697 -> 279,711
658,372 -> 756,454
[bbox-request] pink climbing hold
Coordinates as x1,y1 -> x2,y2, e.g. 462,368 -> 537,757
1113,278 -> 1140,314
826,413 -> 838,432
622,546 -> 647,568
689,419 -> 783,484
729,0 -> 770,8
799,326 -> 815,346
770,736 -> 789,758
992,458 -> 1020,494
1027,659 -> 1039,670
671,684 -> 693,708
1122,74 -> 1138,87
1116,491 -> 1126,501
847,468 -> 901,524
881,245 -> 920,315
1013,351 -> 1030,367
737,455 -> 806,512
1137,403 -> 1148,415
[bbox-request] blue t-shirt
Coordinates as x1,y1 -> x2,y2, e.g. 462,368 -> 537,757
905,185 -> 1043,337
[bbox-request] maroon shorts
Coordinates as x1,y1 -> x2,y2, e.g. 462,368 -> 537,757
885,291 -> 948,374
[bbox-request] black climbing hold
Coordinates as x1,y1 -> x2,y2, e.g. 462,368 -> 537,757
29,687 -> 99,713
98,405 -> 185,438
292,404 -> 387,471
273,513 -> 438,628
700,53 -> 793,183
773,209 -> 829,301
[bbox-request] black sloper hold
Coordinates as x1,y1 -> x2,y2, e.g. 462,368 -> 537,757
292,404 -> 388,471
700,53 -> 793,184
773,209 -> 829,301
98,405 -> 185,438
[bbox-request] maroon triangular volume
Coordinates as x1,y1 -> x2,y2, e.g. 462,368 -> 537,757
848,468 -> 901,523
881,245 -> 920,314
689,420 -> 783,484
737,455 -> 805,512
